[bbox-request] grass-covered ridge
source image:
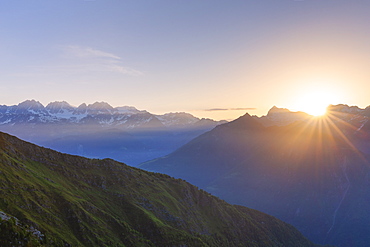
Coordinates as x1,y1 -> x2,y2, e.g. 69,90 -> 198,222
0,132 -> 317,246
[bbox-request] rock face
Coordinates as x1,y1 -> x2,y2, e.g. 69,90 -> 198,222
0,100 -> 225,165
0,131 -> 316,247
141,104 -> 370,247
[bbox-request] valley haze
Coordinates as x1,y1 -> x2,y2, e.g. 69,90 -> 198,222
0,100 -> 225,166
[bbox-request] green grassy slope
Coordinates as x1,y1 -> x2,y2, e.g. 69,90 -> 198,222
0,132 -> 317,246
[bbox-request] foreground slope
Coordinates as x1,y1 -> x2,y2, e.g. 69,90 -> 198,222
141,107 -> 370,247
0,132 -> 316,246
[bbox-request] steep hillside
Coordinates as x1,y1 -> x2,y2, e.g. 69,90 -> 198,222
0,132 -> 316,246
141,106 -> 370,247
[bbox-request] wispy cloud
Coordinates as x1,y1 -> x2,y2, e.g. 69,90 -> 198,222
63,45 -> 121,60
59,45 -> 143,76
108,64 -> 143,76
204,107 -> 256,112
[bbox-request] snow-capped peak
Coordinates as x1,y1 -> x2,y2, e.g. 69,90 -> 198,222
0,100 -> 224,130
116,106 -> 144,115
87,102 -> 115,115
46,101 -> 74,114
156,112 -> 200,127
17,100 -> 45,111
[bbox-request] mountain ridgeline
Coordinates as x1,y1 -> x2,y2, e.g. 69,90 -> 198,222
0,131 -> 319,246
0,100 -> 225,166
141,104 -> 370,247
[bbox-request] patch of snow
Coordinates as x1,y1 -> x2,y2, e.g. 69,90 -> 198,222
357,119 -> 368,131
50,109 -> 78,119
116,119 -> 128,125
0,119 -> 12,125
144,116 -> 153,123
28,110 -> 39,115
116,106 -> 141,114
100,117 -> 115,125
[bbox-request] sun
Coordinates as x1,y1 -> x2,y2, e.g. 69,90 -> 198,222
294,90 -> 337,116
288,78 -> 346,116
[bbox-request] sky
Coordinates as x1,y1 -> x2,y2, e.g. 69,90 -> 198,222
1,0 -> 370,120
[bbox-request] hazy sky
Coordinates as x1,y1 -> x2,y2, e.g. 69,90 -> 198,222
1,0 -> 370,120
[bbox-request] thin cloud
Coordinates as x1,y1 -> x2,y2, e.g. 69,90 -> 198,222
108,64 -> 143,76
63,45 -> 121,60
59,45 -> 143,76
204,108 -> 256,112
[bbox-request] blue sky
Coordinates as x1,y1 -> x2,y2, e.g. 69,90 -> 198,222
1,0 -> 370,120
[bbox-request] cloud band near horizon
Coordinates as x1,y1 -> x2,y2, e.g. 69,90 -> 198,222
204,108 -> 256,112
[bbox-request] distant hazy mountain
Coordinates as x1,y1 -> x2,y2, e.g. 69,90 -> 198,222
0,131 -> 317,247
0,100 -> 225,165
253,106 -> 311,126
0,99 -> 217,128
140,104 -> 370,247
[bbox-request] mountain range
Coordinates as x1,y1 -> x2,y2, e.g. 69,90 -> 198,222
0,131 -> 319,246
141,104 -> 370,247
0,100 -> 225,165
3,99 -> 369,245
252,106 -> 312,127
0,100 -> 215,128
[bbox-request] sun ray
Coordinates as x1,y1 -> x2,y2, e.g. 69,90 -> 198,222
286,107 -> 369,172
323,110 -> 368,162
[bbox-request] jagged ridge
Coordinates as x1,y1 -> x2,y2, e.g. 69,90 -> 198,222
0,100 -> 224,128
0,100 -> 225,166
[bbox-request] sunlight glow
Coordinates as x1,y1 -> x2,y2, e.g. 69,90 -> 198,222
298,91 -> 330,116
282,109 -> 367,170
293,86 -> 341,116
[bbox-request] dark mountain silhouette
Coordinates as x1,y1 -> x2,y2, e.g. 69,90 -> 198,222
141,105 -> 370,247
